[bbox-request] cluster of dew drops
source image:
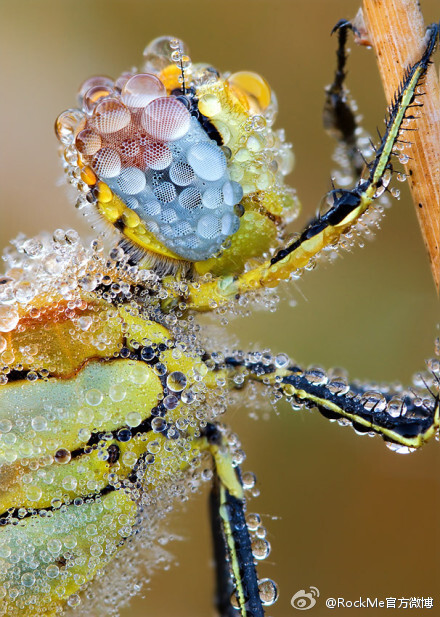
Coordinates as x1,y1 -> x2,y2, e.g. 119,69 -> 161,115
0,35 -> 437,616
56,34 -> 298,267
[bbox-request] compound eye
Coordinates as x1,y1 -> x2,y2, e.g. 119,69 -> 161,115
187,142 -> 227,182
141,97 -> 191,141
92,99 -> 131,134
59,67 -> 244,263
56,37 -> 298,277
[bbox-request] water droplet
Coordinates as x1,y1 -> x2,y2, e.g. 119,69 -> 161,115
126,411 -> 142,427
123,451 -> 138,467
25,486 -> 42,502
242,471 -> 256,490
54,448 -> 71,464
31,416 -> 48,431
117,428 -> 132,442
151,417 -> 166,433
47,539 -> 62,554
198,94 -> 221,117
0,305 -> 19,332
78,316 -> 93,331
246,513 -> 261,530
163,394 -> 179,410
304,367 -> 328,385
154,363 -> 167,376
181,389 -> 195,404
67,594 -> 81,607
327,379 -> 350,396
252,538 -> 271,560
387,397 -> 406,418
427,358 -> 440,374
274,353 -> 289,369
230,591 -> 241,610
109,384 -> 127,402
85,388 -> 103,406
360,391 -> 387,413
0,419 -> 12,433
166,371 -> 187,392
386,442 -> 416,455
21,573 -> 35,588
46,564 -> 60,579
55,109 -> 85,145
258,578 -> 278,606
62,475 -> 77,491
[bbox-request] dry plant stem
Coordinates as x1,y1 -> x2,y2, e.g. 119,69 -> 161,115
362,0 -> 440,292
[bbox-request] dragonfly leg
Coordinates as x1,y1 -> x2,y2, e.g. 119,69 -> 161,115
200,423 -> 265,617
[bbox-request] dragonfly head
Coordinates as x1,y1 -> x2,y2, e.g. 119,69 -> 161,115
56,36 -> 298,276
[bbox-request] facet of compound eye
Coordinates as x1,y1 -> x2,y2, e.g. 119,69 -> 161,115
169,161 -> 195,186
119,138 -> 141,162
202,187 -> 224,210
173,220 -> 192,236
142,97 -> 191,141
117,167 -> 147,195
92,148 -> 122,178
222,181 -> 244,206
197,214 -> 222,239
187,142 -> 227,182
75,129 -> 102,156
139,199 -> 162,217
93,99 -> 131,134
142,141 -> 173,170
154,182 -> 177,204
179,187 -> 202,210
161,207 -> 178,224
121,73 -> 166,108
221,213 -> 240,235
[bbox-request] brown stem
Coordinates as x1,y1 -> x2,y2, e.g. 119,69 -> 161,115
362,0 -> 440,292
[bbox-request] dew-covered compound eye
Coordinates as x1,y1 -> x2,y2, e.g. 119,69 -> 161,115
56,36 -> 298,275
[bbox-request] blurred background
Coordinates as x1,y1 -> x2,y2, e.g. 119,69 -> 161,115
1,1 -> 439,615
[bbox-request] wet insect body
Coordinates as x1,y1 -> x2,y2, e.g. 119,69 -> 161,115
0,22 -> 439,617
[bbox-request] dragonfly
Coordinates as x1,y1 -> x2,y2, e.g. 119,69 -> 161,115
0,11 -> 439,617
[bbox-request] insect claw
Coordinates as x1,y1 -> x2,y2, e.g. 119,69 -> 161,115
330,19 -> 353,35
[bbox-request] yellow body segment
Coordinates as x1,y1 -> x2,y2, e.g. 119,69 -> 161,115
0,490 -> 137,617
97,195 -> 183,261
0,289 -> 222,616
1,24 -> 439,617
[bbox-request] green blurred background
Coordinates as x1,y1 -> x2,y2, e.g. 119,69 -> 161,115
1,1 -> 439,615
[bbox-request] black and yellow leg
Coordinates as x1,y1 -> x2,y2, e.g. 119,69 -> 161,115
279,370 -> 440,450
201,424 -> 265,617
168,23 -> 439,312
223,358 -> 440,451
